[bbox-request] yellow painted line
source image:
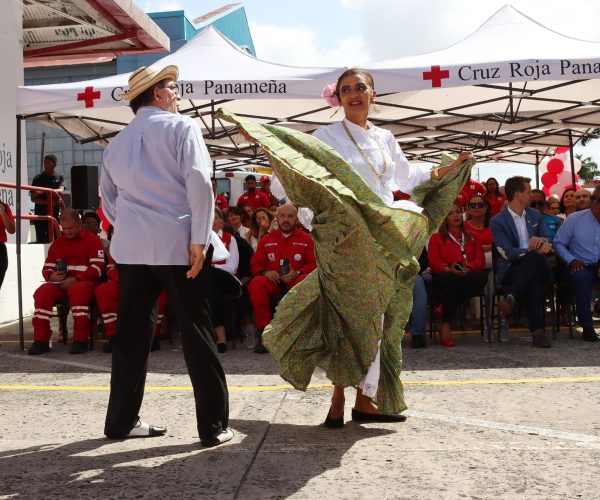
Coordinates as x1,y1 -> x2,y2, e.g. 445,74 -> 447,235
1,376 -> 600,392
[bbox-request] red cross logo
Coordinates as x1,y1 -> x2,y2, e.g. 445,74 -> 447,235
77,86 -> 101,108
423,65 -> 450,88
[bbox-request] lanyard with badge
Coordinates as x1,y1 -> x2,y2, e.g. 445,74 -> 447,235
448,232 -> 468,263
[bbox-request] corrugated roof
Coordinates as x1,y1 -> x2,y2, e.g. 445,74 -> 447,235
23,0 -> 170,63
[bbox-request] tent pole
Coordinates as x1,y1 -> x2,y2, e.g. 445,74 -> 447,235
16,116 -> 24,351
535,151 -> 539,188
213,160 -> 216,178
568,130 -> 577,188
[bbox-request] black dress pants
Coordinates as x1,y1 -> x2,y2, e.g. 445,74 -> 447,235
501,251 -> 550,332
104,248 -> 229,441
433,271 -> 487,321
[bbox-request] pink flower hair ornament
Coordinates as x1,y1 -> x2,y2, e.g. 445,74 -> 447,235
321,83 -> 340,108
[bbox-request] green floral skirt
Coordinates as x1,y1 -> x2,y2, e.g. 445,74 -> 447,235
218,110 -> 474,414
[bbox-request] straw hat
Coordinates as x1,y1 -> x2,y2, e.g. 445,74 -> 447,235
121,65 -> 179,100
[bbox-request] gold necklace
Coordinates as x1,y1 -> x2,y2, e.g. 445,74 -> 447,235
342,120 -> 388,181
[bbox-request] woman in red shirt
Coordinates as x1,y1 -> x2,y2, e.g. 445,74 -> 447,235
464,194 -> 493,269
428,202 -> 486,346
0,202 -> 16,290
485,177 -> 506,217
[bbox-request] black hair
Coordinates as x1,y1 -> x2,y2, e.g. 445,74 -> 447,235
504,176 -> 531,202
244,174 -> 256,182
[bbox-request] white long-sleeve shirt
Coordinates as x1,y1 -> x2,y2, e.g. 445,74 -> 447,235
313,119 -> 431,211
101,106 -> 214,265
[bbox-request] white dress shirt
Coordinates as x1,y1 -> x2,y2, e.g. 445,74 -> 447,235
313,119 -> 431,211
507,206 -> 530,249
101,106 -> 214,265
213,229 -> 239,275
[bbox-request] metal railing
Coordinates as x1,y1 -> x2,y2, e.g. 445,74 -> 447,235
0,181 -> 64,242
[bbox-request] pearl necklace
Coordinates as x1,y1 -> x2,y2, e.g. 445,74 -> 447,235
342,120 -> 388,181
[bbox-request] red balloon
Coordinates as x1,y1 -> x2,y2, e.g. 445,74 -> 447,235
547,158 -> 564,175
541,172 -> 557,187
542,186 -> 550,196
555,146 -> 569,154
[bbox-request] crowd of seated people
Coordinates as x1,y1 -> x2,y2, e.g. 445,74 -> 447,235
27,171 -> 597,356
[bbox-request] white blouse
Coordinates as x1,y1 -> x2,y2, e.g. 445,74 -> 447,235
312,119 -> 431,212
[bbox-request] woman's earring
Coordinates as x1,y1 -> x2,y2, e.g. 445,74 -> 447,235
373,103 -> 381,114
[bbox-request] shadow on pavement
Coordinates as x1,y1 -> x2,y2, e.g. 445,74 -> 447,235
1,419 -> 394,499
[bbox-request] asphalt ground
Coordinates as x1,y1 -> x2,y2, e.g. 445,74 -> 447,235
1,319 -> 600,499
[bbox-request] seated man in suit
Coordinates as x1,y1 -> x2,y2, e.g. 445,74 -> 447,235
490,176 -> 553,347
553,186 -> 600,342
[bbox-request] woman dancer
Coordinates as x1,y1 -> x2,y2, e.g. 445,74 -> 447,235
218,68 -> 474,426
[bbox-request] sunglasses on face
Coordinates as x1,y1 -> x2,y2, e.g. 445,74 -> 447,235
468,202 -> 485,209
548,205 -> 560,210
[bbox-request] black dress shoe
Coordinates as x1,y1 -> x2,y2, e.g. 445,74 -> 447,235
351,408 -> 407,423
102,337 -> 113,353
254,328 -> 268,353
27,341 -> 50,355
127,420 -> 167,438
69,341 -> 88,354
324,408 -> 344,428
217,342 -> 227,353
582,327 -> 599,342
201,428 -> 234,448
411,335 -> 427,349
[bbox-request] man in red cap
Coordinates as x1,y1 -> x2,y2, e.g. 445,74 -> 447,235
259,175 -> 279,207
237,174 -> 270,211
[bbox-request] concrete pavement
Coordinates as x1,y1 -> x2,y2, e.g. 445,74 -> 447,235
1,319 -> 600,499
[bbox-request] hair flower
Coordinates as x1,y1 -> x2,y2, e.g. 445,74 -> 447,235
321,83 -> 340,108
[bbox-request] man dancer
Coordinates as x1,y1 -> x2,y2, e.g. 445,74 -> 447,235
101,65 -> 232,447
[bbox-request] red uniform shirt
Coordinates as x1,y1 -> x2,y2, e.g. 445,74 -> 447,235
42,228 -> 106,282
215,194 -> 228,211
237,190 -> 270,211
427,230 -> 485,274
456,179 -> 487,208
464,221 -> 493,246
251,228 -> 316,276
485,191 -> 507,217
0,203 -> 14,243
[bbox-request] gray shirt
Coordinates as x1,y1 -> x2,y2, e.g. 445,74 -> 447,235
101,106 -> 214,265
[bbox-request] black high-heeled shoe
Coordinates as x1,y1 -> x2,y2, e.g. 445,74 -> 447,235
324,407 -> 344,428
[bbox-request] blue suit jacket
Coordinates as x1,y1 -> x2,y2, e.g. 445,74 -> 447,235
490,207 -> 549,284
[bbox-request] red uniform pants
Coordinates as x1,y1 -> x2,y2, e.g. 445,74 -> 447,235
33,281 -> 96,343
248,274 -> 307,329
94,283 -> 166,337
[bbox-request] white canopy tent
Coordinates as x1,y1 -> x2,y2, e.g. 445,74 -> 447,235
11,4 -> 600,347
16,5 -> 600,169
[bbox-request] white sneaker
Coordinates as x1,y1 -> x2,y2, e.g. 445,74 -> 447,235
201,428 -> 234,448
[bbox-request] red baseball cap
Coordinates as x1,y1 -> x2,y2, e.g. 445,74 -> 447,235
260,175 -> 270,183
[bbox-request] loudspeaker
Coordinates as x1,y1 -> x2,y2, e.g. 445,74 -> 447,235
71,165 -> 99,210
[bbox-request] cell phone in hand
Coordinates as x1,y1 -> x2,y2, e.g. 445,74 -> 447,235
454,263 -> 465,272
279,259 -> 290,276
56,259 -> 67,275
